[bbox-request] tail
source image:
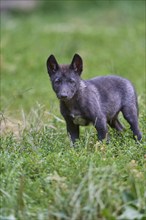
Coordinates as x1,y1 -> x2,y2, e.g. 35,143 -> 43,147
134,87 -> 139,116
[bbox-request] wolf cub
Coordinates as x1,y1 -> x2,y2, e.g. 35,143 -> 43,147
46,54 -> 142,144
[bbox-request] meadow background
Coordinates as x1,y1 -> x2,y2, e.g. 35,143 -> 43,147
0,1 -> 146,219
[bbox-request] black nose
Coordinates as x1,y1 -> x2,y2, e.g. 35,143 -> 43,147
60,94 -> 67,99
59,93 -> 68,99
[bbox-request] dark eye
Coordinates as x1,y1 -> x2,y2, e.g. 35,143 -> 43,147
54,78 -> 61,84
69,78 -> 76,84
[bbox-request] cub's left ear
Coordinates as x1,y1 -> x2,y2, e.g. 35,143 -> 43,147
70,54 -> 83,75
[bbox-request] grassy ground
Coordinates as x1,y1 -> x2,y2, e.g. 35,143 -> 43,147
0,1 -> 146,220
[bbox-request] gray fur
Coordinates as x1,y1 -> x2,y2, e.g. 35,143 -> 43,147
46,54 -> 142,144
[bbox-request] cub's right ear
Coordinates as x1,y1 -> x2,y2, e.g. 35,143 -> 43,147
46,55 -> 59,77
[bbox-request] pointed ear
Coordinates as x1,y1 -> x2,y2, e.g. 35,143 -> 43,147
46,55 -> 59,76
70,54 -> 83,75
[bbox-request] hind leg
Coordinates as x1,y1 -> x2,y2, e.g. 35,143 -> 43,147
122,106 -> 142,141
112,119 -> 124,132
109,116 -> 125,132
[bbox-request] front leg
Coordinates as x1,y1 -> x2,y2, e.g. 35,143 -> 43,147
65,117 -> 79,145
94,116 -> 107,141
60,102 -> 79,145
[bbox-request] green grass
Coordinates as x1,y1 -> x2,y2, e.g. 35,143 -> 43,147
0,1 -> 146,220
